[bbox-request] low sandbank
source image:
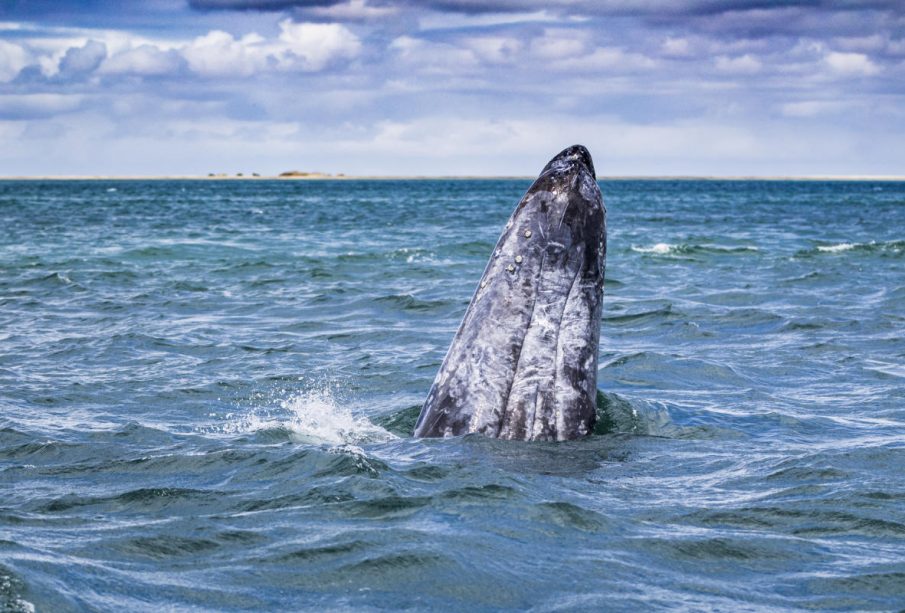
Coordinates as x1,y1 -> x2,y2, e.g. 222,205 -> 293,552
2,175 -> 904,181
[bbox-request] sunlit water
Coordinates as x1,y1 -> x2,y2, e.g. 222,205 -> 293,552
1,179 -> 904,611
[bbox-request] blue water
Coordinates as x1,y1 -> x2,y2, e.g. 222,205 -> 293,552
2,179 -> 904,611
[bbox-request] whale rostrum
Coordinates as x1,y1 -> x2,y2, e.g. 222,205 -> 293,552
414,145 -> 606,441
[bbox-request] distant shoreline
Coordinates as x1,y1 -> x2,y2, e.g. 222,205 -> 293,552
1,175 -> 904,181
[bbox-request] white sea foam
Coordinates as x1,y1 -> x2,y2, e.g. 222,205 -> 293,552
632,242 -> 675,254
817,243 -> 857,252
0,574 -> 34,613
217,385 -> 396,445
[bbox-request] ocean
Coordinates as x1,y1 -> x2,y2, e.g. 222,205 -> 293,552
1,178 -> 904,611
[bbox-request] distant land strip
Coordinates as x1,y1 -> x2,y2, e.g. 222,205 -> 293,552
2,174 -> 904,181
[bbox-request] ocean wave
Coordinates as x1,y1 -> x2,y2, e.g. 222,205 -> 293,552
811,240 -> 905,255
374,294 -> 453,313
595,392 -> 739,439
630,243 -> 759,256
632,242 -> 675,254
817,243 -> 857,253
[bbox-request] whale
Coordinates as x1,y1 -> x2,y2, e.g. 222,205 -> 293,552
414,145 -> 606,441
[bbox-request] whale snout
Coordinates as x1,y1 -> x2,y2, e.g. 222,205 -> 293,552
542,144 -> 596,180
414,145 -> 606,441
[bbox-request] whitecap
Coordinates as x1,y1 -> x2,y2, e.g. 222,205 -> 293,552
817,243 -> 857,253
631,242 -> 675,254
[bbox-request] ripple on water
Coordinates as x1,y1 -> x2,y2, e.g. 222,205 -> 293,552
35,487 -> 225,515
602,352 -> 750,389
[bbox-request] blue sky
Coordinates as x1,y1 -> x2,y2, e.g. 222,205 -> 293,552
1,1 -> 903,176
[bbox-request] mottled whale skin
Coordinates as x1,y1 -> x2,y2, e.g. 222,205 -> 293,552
414,145 -> 606,441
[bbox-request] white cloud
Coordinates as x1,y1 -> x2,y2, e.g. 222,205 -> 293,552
529,30 -> 586,60
1,19 -> 361,81
332,115 -> 765,164
832,34 -> 886,54
661,37 -> 692,58
182,20 -> 361,77
58,40 -> 107,75
389,36 -> 479,74
781,100 -> 849,117
306,0 -> 398,21
715,54 -> 762,74
0,93 -> 83,117
527,28 -> 655,72
276,20 -> 361,71
182,30 -> 267,77
824,51 -> 879,76
102,44 -> 184,76
1,7 -> 903,177
0,40 -> 30,81
462,36 -> 523,63
418,10 -> 556,32
549,46 -> 656,71
390,27 -> 654,76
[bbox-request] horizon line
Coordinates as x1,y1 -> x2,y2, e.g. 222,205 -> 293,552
2,174 -> 904,182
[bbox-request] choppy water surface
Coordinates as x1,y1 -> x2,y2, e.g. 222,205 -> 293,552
2,179 -> 904,611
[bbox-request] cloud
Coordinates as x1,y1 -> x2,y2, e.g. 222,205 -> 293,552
461,35 -> 522,63
182,20 -> 360,76
780,100 -> 849,118
389,35 -> 479,74
58,40 -> 107,76
824,51 -> 880,76
417,9 -> 557,31
102,44 -> 185,76
276,19 -> 362,69
714,53 -> 761,74
526,28 -> 656,72
188,0 -> 343,9
0,93 -> 83,119
299,0 -> 399,20
529,31 -> 585,61
2,1 -> 904,176
0,40 -> 30,82
182,30 -> 269,76
661,36 -> 692,58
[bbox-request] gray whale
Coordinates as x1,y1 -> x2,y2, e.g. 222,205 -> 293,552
414,145 -> 606,441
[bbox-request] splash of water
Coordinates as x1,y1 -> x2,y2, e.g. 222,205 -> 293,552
216,385 -> 396,445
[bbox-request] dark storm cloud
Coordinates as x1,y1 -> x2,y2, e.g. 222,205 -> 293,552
179,0 -> 905,17
177,0 -> 905,44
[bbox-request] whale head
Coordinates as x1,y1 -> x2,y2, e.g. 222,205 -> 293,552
415,145 -> 606,441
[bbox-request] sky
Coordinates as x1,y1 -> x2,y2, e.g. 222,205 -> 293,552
0,0 -> 903,176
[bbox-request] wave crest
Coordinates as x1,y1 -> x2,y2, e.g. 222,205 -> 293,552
813,240 -> 905,255
631,243 -> 758,256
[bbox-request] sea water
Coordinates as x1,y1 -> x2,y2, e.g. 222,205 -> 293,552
1,179 -> 904,611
